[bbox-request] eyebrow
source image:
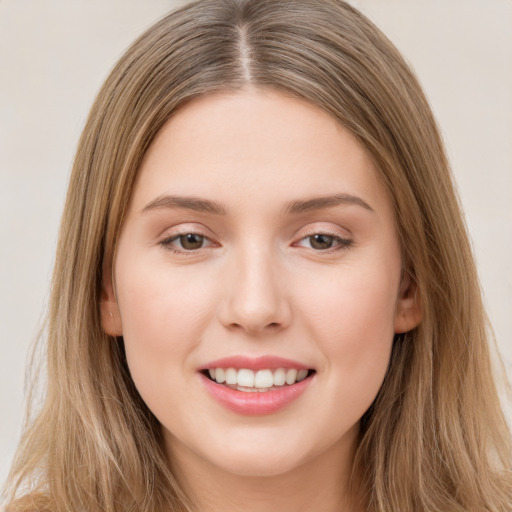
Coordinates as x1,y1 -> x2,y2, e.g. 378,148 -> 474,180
142,195 -> 227,215
283,193 -> 374,215
141,192 -> 374,216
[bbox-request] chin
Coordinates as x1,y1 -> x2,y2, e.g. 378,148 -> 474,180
211,448 -> 310,478
198,424 -> 342,479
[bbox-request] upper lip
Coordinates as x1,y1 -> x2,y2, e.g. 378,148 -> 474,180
199,355 -> 312,371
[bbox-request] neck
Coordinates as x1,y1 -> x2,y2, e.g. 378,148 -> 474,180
166,427 -> 365,512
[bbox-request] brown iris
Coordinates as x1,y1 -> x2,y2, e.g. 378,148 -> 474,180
179,233 -> 204,250
309,234 -> 335,250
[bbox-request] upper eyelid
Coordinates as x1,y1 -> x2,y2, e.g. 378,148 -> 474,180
158,223 -> 215,240
294,224 -> 352,240
156,222 -> 352,244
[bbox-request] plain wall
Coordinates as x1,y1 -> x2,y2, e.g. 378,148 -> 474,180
1,0 -> 511,485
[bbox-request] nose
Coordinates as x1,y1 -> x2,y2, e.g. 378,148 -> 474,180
218,245 -> 292,335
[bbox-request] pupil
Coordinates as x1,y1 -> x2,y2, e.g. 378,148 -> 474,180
310,234 -> 333,250
180,234 -> 203,250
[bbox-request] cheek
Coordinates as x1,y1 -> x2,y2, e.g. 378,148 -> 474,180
295,262 -> 398,404
299,262 -> 398,341
115,258 -> 217,395
119,257 -> 214,334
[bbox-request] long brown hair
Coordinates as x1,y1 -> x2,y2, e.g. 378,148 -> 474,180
4,1 -> 512,510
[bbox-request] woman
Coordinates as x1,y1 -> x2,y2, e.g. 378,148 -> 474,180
4,0 -> 512,510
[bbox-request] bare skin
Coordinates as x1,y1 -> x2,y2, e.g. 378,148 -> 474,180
102,89 -> 421,512
169,426 -> 361,512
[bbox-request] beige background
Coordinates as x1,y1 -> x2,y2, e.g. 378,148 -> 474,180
1,0 -> 511,484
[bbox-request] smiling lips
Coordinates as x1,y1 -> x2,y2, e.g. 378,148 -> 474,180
199,356 -> 315,415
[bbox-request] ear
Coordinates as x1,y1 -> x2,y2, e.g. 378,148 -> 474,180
394,270 -> 423,334
100,262 -> 123,336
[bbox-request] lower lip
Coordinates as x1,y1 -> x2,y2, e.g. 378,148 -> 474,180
199,373 -> 313,415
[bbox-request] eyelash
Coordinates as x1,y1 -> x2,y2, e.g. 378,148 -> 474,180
159,232 -> 216,255
294,232 -> 353,252
159,231 -> 353,255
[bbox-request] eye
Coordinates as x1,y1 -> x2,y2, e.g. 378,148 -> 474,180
160,233 -> 213,252
296,233 -> 352,251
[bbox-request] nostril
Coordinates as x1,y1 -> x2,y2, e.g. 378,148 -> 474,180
228,321 -> 282,334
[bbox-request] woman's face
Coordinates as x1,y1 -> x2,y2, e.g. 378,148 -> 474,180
103,89 -> 420,478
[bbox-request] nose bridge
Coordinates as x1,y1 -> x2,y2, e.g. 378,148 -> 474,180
220,240 -> 290,333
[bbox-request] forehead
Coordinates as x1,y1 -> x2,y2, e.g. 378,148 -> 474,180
130,88 -> 391,218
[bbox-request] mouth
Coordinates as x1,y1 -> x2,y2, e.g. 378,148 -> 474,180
201,367 -> 316,393
198,355 -> 316,414
198,357 -> 316,415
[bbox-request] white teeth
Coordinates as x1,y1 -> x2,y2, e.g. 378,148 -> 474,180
210,367 -> 311,388
237,369 -> 255,387
237,386 -> 260,392
285,369 -> 298,385
225,368 -> 237,385
297,369 -> 308,382
273,368 -> 286,386
254,369 -> 274,388
215,368 -> 226,383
